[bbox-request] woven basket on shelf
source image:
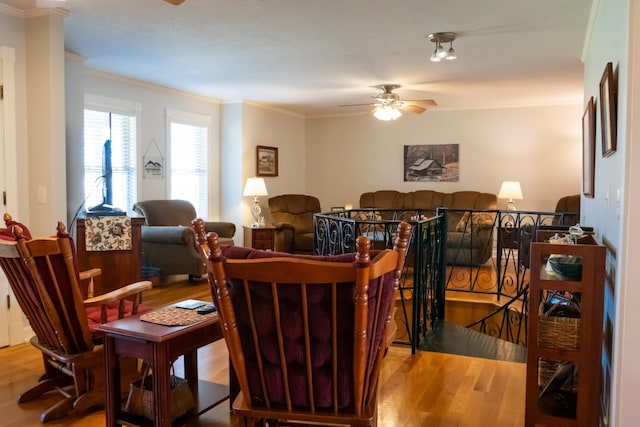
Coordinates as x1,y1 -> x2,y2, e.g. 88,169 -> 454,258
537,301 -> 581,393
537,301 -> 581,351
538,358 -> 579,393
125,365 -> 194,420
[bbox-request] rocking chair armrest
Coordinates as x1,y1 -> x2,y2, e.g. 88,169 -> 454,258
79,268 -> 102,281
79,268 -> 102,298
84,280 -> 153,307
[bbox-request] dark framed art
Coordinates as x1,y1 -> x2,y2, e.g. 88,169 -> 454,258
582,96 -> 596,198
256,145 -> 278,177
599,62 -> 617,157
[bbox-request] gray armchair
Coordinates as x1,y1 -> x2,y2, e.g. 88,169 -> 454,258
132,199 -> 235,281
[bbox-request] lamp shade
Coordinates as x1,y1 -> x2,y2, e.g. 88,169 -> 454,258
373,106 -> 402,121
243,177 -> 268,197
498,181 -> 523,200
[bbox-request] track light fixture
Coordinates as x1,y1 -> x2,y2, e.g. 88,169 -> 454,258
428,32 -> 458,62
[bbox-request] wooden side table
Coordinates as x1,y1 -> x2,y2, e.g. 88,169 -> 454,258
243,226 -> 275,250
96,302 -> 228,427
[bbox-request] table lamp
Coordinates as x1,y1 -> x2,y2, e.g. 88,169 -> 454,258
498,181 -> 523,210
243,177 -> 268,227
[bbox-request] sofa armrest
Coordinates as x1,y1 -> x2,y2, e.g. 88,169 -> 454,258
141,225 -> 193,244
204,221 -> 236,238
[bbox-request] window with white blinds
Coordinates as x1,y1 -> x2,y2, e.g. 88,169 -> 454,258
167,109 -> 210,218
84,95 -> 139,212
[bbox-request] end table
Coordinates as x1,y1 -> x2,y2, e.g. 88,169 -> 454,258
243,225 -> 275,250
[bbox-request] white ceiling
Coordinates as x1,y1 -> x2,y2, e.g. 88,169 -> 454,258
1,0 -> 593,117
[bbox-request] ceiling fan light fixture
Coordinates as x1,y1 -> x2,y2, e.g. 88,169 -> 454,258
373,106 -> 402,121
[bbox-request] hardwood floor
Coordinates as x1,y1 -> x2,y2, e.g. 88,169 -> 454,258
0,275 -> 526,426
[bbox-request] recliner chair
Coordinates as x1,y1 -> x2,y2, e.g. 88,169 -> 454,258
553,194 -> 581,226
268,194 -> 321,254
132,199 -> 235,281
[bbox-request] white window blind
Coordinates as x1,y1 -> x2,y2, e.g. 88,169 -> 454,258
84,96 -> 138,212
167,110 -> 210,218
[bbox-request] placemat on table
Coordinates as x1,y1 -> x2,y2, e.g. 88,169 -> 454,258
140,307 -> 217,326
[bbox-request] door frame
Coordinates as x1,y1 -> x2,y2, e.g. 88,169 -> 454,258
0,45 -> 29,347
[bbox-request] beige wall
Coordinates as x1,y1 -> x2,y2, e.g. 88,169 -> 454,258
306,105 -> 582,212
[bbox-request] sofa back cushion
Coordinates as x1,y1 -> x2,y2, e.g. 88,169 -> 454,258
359,190 -> 497,227
442,191 -> 498,228
132,199 -> 197,226
359,190 -> 405,210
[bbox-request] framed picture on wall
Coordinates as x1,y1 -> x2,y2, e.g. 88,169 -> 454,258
599,62 -> 617,157
256,145 -> 278,177
582,96 -> 596,198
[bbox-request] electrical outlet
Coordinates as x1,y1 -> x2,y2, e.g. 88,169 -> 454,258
37,186 -> 46,204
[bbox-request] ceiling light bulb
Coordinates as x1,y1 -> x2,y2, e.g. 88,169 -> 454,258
373,106 -> 402,121
446,45 -> 456,60
430,51 -> 441,62
436,42 -> 447,59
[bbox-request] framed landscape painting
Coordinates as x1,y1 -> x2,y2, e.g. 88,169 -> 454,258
256,145 -> 278,177
582,96 -> 595,198
403,144 -> 459,182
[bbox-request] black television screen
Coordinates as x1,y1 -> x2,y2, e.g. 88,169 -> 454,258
85,139 -> 123,215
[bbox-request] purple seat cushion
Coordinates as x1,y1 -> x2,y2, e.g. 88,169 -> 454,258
218,246 -> 394,411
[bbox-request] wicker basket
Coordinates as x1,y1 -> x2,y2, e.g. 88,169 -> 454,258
538,358 -> 578,393
537,301 -> 580,394
125,366 -> 194,420
537,301 -> 581,351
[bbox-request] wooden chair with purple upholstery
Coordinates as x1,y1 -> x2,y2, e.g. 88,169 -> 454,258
205,221 -> 411,427
0,221 -> 152,423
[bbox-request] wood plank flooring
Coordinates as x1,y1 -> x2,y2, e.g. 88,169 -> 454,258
0,275 -> 526,426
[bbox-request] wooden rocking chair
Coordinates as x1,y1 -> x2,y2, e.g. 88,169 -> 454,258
205,221 -> 411,426
0,221 -> 152,423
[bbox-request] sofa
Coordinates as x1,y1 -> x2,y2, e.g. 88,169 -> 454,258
359,190 -> 497,266
268,194 -> 321,253
132,199 -> 236,281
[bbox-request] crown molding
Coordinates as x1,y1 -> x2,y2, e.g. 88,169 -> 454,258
0,3 -> 24,17
85,66 -> 222,104
25,7 -> 69,19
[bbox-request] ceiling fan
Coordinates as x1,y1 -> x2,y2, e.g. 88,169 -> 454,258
340,84 -> 437,120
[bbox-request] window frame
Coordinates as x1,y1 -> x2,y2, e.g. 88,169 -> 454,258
84,94 -> 141,211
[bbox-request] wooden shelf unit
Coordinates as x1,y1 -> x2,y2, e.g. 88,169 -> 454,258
525,232 -> 605,427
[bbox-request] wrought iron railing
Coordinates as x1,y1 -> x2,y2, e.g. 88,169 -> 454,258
314,210 -> 445,353
313,208 -> 579,351
465,284 -> 530,346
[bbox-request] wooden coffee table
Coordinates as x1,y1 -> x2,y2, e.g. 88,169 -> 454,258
96,301 -> 228,427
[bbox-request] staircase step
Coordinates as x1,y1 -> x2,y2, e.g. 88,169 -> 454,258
419,320 -> 526,363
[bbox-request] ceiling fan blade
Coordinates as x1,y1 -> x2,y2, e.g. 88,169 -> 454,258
398,104 -> 427,114
404,99 -> 437,107
339,103 -> 374,108
164,0 -> 186,5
